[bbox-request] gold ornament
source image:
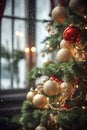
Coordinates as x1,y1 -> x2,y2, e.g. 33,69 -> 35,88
26,89 -> 36,102
56,48 -> 72,63
33,93 -> 47,108
35,123 -> 47,130
43,78 -> 59,96
74,44 -> 87,61
37,84 -> 43,93
60,82 -> 76,99
51,4 -> 67,23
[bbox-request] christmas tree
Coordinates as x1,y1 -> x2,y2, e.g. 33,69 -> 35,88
19,0 -> 87,130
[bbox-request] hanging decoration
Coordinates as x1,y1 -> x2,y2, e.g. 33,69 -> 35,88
32,93 -> 48,109
43,78 -> 60,96
51,4 -> 67,23
56,48 -> 72,63
63,25 -> 82,43
26,88 -> 36,102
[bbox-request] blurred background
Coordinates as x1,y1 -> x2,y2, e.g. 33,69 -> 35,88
0,0 -> 57,90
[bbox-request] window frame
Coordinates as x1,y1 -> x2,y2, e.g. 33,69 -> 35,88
0,0 -> 36,90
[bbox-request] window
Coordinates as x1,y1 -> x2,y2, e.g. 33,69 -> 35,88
0,0 -> 51,90
0,0 -> 29,90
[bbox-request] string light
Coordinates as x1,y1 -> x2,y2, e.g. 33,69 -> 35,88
31,46 -> 36,52
25,47 -> 30,53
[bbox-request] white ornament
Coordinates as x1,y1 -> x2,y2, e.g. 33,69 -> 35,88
56,48 -> 72,63
60,39 -> 70,48
43,79 -> 59,96
60,82 -> 73,89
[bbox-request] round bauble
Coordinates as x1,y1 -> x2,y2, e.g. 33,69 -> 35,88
60,39 -> 72,49
60,82 -> 75,98
26,89 -> 36,102
51,4 -> 67,23
60,82 -> 73,90
63,26 -> 81,43
37,84 -> 43,93
35,124 -> 47,130
43,78 -> 59,96
33,93 -> 47,108
56,48 -> 72,63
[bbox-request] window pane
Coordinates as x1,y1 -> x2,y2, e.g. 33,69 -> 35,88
13,20 -> 27,89
14,0 -> 27,17
36,0 -> 50,20
13,58 -> 26,89
1,18 -> 12,51
1,18 -> 12,89
14,20 -> 26,50
36,0 -> 51,67
4,0 -> 12,16
1,58 -> 11,90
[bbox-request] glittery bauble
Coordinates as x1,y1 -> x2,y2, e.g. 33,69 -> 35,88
60,82 -> 76,98
33,93 -> 47,108
56,48 -> 72,63
35,124 -> 47,130
63,26 -> 81,43
52,5 -> 67,23
26,90 -> 36,102
43,78 -> 59,96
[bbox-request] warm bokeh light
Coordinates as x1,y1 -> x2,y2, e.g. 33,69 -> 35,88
25,47 -> 30,53
31,46 -> 36,52
85,26 -> 87,29
15,31 -> 24,37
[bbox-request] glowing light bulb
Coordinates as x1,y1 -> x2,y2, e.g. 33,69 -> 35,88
31,46 -> 36,52
25,47 -> 30,53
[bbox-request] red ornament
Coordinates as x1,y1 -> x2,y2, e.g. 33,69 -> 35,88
63,26 -> 81,43
51,76 -> 63,83
62,103 -> 72,109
